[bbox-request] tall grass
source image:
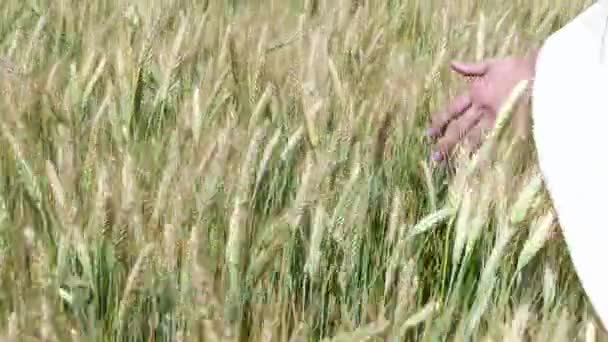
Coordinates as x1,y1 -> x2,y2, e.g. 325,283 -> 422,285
0,0 -> 601,340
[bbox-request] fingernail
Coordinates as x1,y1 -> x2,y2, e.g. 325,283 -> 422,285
431,151 -> 442,161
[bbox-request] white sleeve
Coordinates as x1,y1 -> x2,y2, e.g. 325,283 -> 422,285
541,1 -> 608,64
532,0 -> 608,328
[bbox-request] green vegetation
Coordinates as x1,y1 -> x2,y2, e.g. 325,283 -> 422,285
0,0 -> 599,340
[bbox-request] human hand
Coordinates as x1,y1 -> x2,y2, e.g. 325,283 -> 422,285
427,53 -> 537,161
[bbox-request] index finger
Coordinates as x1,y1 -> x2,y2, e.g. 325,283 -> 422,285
450,60 -> 490,77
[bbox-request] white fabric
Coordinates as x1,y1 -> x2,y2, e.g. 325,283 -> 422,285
532,0 -> 608,328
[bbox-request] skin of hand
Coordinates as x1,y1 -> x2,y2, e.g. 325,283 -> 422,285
427,50 -> 539,161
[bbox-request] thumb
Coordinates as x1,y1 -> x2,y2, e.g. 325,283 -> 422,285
450,60 -> 490,76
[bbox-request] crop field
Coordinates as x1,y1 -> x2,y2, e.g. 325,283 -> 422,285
0,0 -> 601,341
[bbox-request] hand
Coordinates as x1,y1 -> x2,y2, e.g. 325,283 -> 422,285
427,53 -> 537,161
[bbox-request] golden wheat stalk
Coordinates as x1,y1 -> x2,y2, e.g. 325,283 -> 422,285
395,300 -> 438,339
504,304 -> 531,342
117,244 -> 154,335
40,297 -> 58,342
466,80 -> 530,175
248,84 -> 273,133
510,171 -> 544,225
225,124 -> 266,325
255,127 -> 282,192
326,319 -> 389,342
305,203 -> 328,282
516,210 -> 556,273
280,126 -> 305,161
6,312 -> 18,342
452,186 -> 473,266
82,56 -> 107,105
151,131 -> 180,224
185,225 -> 223,340
465,225 -> 515,338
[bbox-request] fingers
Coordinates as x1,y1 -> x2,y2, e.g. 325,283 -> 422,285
427,93 -> 472,138
450,60 -> 490,77
431,107 -> 482,161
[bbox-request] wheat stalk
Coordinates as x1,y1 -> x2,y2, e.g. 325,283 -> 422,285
516,210 -> 556,273
225,124 -> 266,326
117,244 -> 154,336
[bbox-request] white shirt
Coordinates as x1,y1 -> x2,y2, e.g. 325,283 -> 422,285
533,0 -> 608,328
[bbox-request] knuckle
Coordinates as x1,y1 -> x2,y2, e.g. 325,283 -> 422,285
439,135 -> 457,152
458,127 -> 466,139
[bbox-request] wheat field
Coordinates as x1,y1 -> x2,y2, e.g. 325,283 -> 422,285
0,0 -> 601,341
